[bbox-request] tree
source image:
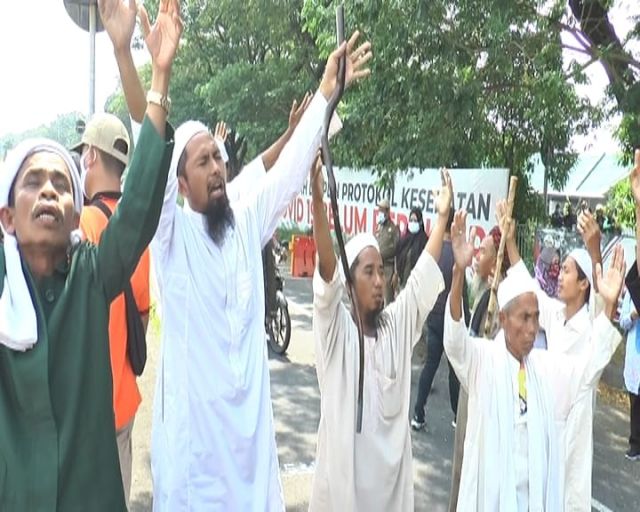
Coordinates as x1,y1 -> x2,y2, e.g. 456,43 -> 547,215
302,0 -> 597,220
106,0 -> 324,159
103,1 -> 637,223
564,0 -> 639,161
0,112 -> 85,157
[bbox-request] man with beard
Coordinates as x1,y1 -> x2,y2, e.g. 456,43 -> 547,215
0,0 -> 180,507
309,161 -> 452,511
111,3 -> 372,507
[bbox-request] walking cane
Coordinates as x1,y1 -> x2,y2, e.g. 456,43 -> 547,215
482,176 -> 518,338
321,5 -> 366,433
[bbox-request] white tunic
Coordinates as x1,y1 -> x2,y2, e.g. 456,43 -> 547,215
309,250 -> 444,512
509,261 -> 601,511
150,94 -> 327,511
444,295 -> 621,512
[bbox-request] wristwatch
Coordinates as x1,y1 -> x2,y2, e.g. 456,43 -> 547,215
146,90 -> 171,115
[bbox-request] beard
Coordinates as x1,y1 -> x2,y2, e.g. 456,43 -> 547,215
204,192 -> 235,245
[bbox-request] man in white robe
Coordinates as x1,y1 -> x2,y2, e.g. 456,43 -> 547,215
146,37 -> 370,510
309,163 -> 452,511
501,200 -> 606,511
444,210 -> 625,512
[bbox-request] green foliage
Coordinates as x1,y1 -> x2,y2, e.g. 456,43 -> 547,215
607,177 -> 636,228
0,112 -> 85,158
86,1 -> 640,228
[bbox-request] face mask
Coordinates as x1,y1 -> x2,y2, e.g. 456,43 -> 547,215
377,212 -> 386,225
408,221 -> 420,234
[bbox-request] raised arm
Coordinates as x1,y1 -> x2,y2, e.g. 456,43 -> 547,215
251,32 -> 372,247
424,168 -> 453,263
445,210 -> 485,390
225,95 -> 312,206
261,94 -> 313,171
101,0 -> 147,123
385,171 -> 453,348
311,154 -> 335,282
97,0 -> 181,300
570,244 -> 625,396
577,210 -> 602,290
449,210 -> 476,322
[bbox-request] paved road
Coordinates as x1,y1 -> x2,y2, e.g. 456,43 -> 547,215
130,273 -> 640,511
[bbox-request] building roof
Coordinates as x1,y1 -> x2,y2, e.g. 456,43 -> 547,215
529,152 -> 629,199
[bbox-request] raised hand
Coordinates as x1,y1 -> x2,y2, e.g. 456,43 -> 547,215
99,0 -> 137,52
319,31 -> 372,99
577,210 -> 602,260
289,93 -> 313,132
138,0 -> 183,72
311,153 -> 324,201
595,243 -> 626,315
451,210 -> 477,269
630,149 -> 640,206
215,122 -> 229,143
435,168 -> 453,218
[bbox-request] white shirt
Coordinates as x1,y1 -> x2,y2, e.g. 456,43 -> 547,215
509,260 -> 602,511
309,250 -> 444,512
150,94 -> 327,511
444,294 -> 621,512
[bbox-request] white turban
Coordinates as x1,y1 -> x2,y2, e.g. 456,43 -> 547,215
340,233 -> 380,282
0,138 -> 83,351
567,248 -> 593,289
497,270 -> 539,311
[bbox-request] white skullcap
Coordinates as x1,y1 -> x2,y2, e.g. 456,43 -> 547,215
567,248 -> 593,289
0,138 -> 83,352
170,121 -> 229,179
340,233 -> 380,282
497,270 -> 539,311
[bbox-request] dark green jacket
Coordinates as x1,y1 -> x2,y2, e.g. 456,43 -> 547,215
0,118 -> 173,511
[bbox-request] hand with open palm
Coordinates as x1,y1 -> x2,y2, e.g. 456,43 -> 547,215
319,31 -> 372,100
595,243 -> 626,318
289,93 -> 313,132
451,210 -> 476,269
138,0 -> 183,72
99,0 -> 137,53
435,168 -> 454,219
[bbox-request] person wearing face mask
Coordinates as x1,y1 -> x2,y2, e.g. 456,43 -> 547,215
73,113 -> 149,507
394,207 -> 428,291
375,199 -> 400,305
502,201 -> 614,512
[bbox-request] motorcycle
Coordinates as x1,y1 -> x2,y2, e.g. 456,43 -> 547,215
264,242 -> 292,355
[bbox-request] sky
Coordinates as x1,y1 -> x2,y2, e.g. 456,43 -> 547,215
0,1 -> 637,154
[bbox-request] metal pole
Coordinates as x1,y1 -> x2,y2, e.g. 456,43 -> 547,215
89,1 -> 96,117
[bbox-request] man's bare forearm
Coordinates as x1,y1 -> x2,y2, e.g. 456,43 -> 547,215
450,264 -> 465,322
312,192 -> 336,282
115,47 -> 147,124
261,128 -> 293,171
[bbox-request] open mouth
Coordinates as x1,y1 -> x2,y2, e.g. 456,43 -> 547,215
33,204 -> 62,226
207,179 -> 225,199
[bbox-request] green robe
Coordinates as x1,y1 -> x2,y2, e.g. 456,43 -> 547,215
0,118 -> 173,511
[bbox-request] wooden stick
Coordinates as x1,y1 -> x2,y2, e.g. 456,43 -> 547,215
482,176 -> 518,338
